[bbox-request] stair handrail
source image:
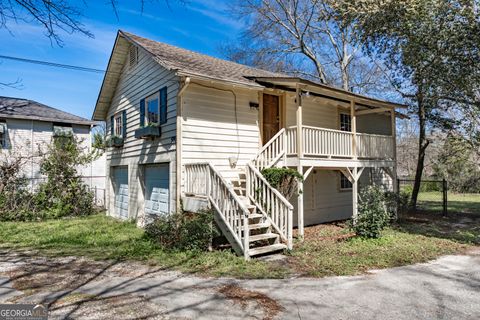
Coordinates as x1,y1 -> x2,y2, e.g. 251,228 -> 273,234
246,163 -> 293,250
251,128 -> 287,170
184,162 -> 251,259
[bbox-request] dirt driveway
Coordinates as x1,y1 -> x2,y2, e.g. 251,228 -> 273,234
0,249 -> 479,320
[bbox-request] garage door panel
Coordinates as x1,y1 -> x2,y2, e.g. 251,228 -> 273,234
145,164 -> 169,216
113,166 -> 129,219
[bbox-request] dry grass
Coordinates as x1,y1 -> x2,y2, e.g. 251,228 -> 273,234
218,284 -> 284,320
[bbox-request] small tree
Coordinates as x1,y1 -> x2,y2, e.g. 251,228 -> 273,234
36,135 -> 96,218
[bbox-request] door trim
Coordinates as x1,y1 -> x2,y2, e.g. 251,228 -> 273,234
259,91 -> 286,146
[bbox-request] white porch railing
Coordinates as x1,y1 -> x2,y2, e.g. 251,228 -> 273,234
302,126 -> 353,157
252,128 -> 287,170
184,163 -> 251,259
246,163 -> 293,250
286,126 -> 394,160
356,133 -> 394,159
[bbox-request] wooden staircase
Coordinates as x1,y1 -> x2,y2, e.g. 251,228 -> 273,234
236,193 -> 287,257
183,129 -> 294,260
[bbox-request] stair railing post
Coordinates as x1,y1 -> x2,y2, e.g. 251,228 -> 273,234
287,207 -> 293,250
243,213 -> 249,260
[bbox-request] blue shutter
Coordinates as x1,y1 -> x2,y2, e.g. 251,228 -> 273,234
122,110 -> 127,139
160,87 -> 167,124
110,115 -> 114,136
139,99 -> 145,127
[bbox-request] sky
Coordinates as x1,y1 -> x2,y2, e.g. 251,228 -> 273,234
0,0 -> 242,120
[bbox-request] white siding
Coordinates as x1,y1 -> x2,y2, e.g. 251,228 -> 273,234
292,170 -> 353,226
181,83 -> 261,181
0,119 -> 99,190
104,46 -> 178,221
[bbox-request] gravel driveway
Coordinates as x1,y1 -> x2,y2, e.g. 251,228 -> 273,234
0,249 -> 479,320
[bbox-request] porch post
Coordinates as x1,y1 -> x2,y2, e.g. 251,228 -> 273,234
296,85 -> 304,237
352,167 -> 358,220
390,108 -> 398,192
350,101 -> 357,159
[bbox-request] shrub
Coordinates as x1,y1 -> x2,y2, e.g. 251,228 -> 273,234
35,135 -> 97,219
349,186 -> 391,238
261,167 -> 303,200
145,210 -> 219,251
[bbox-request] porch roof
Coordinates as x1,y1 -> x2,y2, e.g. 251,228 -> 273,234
249,76 -> 408,112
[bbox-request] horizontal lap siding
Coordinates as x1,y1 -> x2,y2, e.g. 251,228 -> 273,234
3,119 -> 92,187
286,95 -> 339,129
292,170 -> 353,226
357,113 -> 392,135
105,47 -> 178,217
181,85 -> 260,182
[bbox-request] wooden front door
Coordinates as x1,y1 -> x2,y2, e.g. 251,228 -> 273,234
262,94 -> 280,144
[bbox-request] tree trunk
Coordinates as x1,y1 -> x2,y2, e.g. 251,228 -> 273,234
410,96 -> 429,209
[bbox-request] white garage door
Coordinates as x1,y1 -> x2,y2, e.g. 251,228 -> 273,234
113,166 -> 129,219
144,164 -> 169,216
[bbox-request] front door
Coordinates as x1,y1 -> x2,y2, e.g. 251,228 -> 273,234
262,94 -> 280,144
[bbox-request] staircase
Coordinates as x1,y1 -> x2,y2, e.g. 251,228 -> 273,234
183,130 -> 294,260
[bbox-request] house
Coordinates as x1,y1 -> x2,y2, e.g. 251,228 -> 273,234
92,30 -> 405,259
0,96 -> 106,194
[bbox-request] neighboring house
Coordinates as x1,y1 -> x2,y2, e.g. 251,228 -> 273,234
92,30 -> 405,259
0,96 -> 106,193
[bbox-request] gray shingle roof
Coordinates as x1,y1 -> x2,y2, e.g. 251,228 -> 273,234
0,96 -> 95,126
121,31 -> 289,87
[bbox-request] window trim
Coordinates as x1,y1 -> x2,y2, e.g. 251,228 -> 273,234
114,112 -> 123,137
339,112 -> 352,132
145,92 -> 160,126
339,171 -> 353,191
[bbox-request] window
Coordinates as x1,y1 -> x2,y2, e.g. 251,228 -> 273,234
114,113 -> 123,136
146,93 -> 159,125
340,172 -> 352,190
339,113 -> 351,132
129,45 -> 138,68
53,123 -> 73,138
0,122 -> 6,148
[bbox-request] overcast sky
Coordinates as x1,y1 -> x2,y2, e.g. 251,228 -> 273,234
0,0 -> 240,119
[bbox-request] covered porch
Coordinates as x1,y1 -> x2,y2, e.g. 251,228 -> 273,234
251,77 -> 404,237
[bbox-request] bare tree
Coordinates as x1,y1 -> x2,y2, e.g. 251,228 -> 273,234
225,0 -> 389,93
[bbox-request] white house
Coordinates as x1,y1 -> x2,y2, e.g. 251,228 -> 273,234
92,31 -> 406,259
0,96 -> 106,194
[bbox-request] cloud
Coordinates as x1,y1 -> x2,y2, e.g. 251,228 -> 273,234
187,1 -> 244,30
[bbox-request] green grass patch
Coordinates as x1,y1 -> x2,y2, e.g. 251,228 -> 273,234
0,213 -> 476,279
0,214 -> 287,279
416,192 -> 480,215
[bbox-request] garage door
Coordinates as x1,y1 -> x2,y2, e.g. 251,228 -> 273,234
113,166 -> 129,219
144,164 -> 169,216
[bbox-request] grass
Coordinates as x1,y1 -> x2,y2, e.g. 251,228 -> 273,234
0,214 -> 286,279
0,213 -> 476,279
417,192 -> 480,215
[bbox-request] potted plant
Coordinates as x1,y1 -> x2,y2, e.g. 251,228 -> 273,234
106,135 -> 124,148
134,123 -> 161,139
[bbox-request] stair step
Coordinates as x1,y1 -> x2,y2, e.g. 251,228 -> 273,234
248,213 -> 262,219
246,233 -> 279,243
242,222 -> 270,231
249,243 -> 287,257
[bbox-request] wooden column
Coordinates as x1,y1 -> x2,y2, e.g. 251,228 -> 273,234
390,108 -> 398,193
352,167 -> 358,220
350,101 -> 357,159
296,85 -> 304,237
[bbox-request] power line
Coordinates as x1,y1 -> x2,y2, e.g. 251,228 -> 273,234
0,54 -> 105,74
0,53 -> 178,84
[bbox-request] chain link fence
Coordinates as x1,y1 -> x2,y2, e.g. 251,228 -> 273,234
398,178 -> 480,216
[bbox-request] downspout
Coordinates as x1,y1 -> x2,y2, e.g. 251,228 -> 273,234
176,76 -> 191,212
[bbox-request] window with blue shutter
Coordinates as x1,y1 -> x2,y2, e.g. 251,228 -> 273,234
139,99 -> 145,127
110,115 -> 114,136
160,87 -> 168,124
122,110 -> 127,139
